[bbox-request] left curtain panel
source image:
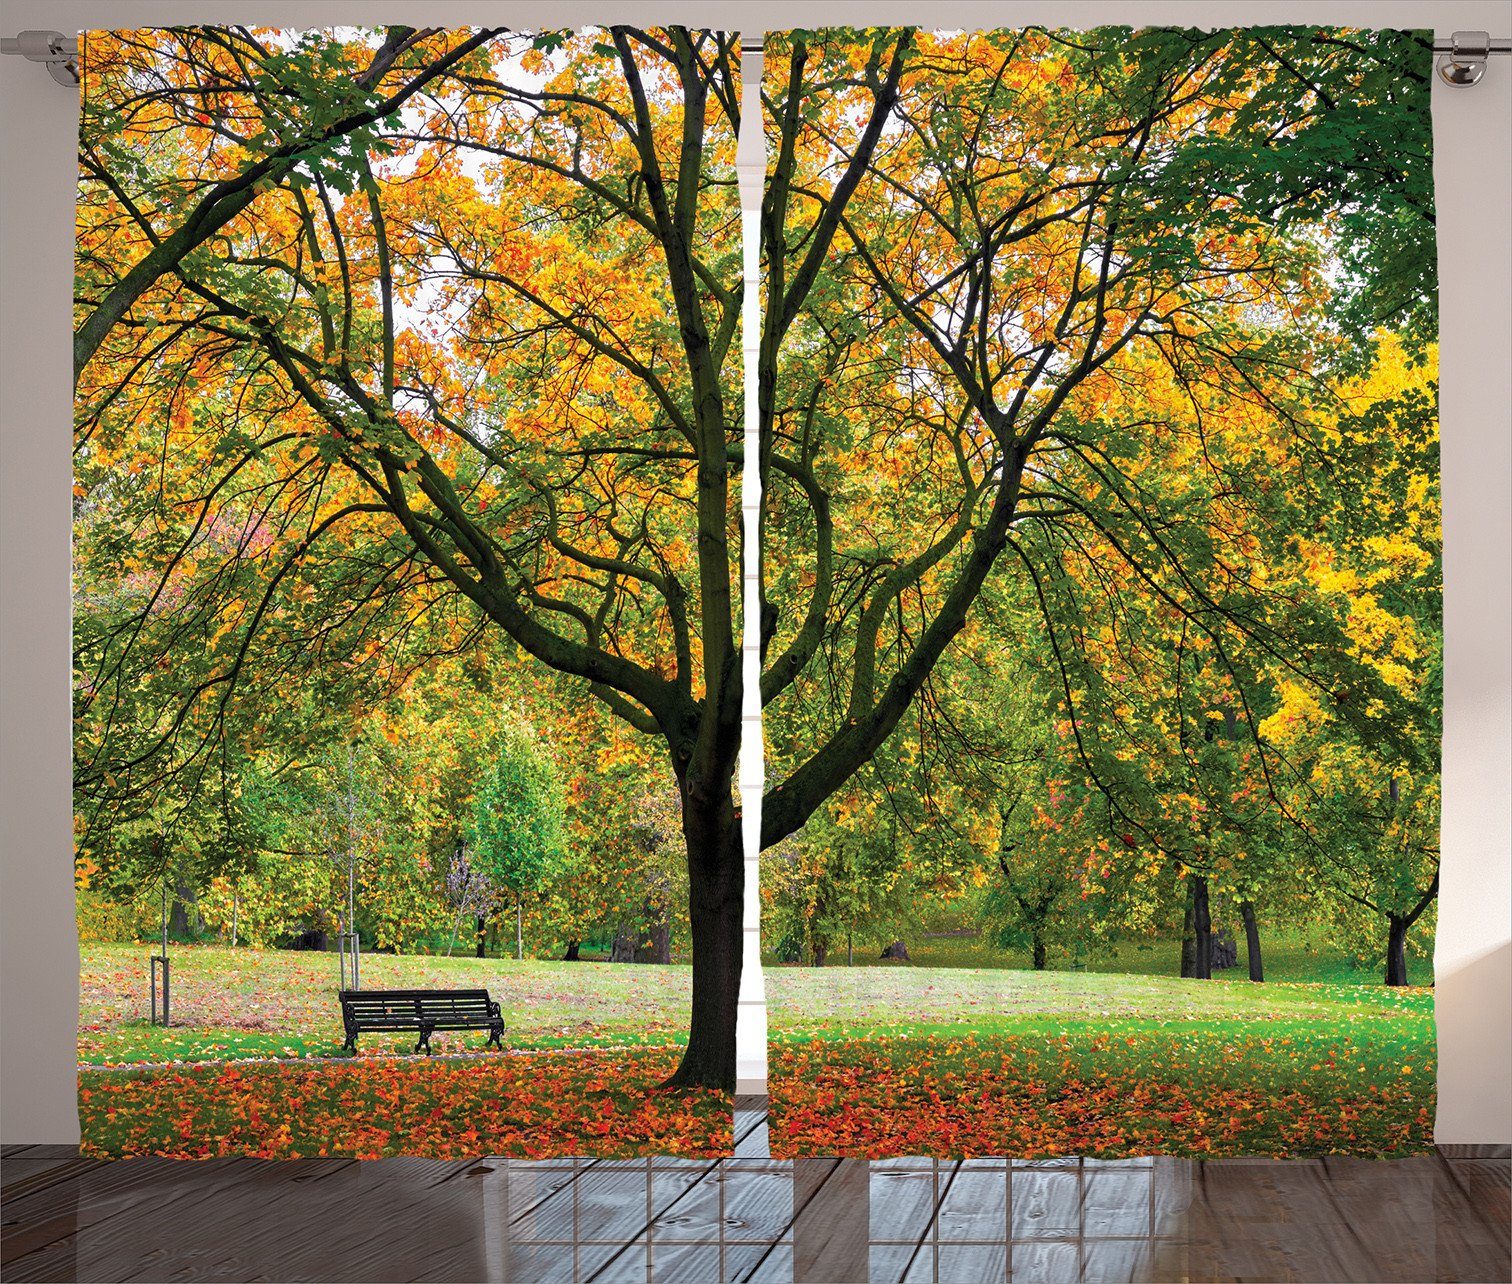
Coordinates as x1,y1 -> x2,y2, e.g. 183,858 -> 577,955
73,26 -> 743,1160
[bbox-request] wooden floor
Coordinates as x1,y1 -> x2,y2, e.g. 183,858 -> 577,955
3,1100 -> 1507,1282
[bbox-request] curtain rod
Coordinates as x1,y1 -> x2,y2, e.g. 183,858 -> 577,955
1,32 -> 76,85
6,29 -> 1511,89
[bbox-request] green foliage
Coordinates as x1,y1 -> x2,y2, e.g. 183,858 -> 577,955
72,23 -> 1442,1009
75,889 -> 137,944
470,723 -> 567,903
762,809 -> 916,966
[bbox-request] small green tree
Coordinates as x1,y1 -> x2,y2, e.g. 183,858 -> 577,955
470,722 -> 567,959
981,794 -> 1089,972
763,805 -> 916,968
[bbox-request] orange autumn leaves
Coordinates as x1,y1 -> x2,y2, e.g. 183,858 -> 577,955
80,1048 -> 731,1160
768,1035 -> 1434,1160
73,30 -> 739,835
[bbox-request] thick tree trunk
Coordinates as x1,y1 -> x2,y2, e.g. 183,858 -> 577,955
637,923 -> 673,965
476,912 -> 487,959
635,902 -> 673,964
1240,900 -> 1264,982
809,892 -> 828,969
661,793 -> 742,1092
562,940 -> 581,962
1385,914 -> 1410,987
1191,875 -> 1212,980
1384,872 -> 1439,987
169,879 -> 200,940
610,928 -> 637,963
1032,932 -> 1048,971
1210,928 -> 1238,970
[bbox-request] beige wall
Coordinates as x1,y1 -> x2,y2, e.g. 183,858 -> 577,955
2,0 -> 1507,1144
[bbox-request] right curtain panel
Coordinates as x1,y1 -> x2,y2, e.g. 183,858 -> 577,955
759,26 -> 1439,1159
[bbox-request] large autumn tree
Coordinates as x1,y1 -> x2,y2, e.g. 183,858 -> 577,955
756,26 -> 1436,883
74,25 -> 749,1087
73,23 -> 1437,1092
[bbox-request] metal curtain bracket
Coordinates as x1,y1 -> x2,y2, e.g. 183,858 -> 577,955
1434,31 -> 1512,86
1,30 -> 78,86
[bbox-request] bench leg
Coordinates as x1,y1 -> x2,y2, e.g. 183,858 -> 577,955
343,1032 -> 358,1055
416,1023 -> 434,1056
488,1024 -> 504,1050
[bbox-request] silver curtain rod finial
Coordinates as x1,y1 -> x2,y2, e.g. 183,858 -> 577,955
0,30 -> 78,86
1435,31 -> 1512,87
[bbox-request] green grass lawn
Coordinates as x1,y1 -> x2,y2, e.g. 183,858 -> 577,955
80,943 -> 690,1065
763,964 -> 1434,1158
80,942 -> 1433,1159
83,940 -> 1428,1066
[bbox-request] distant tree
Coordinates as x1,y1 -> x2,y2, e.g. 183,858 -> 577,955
470,723 -> 567,959
441,837 -> 502,956
981,792 -> 1095,972
618,789 -> 686,964
268,739 -> 392,956
763,801 -> 914,967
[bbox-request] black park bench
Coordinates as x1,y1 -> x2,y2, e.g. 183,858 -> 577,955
338,988 -> 505,1056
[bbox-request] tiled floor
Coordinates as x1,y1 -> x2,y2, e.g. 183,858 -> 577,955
3,1099 -> 1507,1282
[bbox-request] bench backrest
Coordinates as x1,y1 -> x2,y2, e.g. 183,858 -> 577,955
340,988 -> 495,1021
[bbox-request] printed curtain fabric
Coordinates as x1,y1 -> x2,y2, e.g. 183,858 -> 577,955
758,27 -> 1439,1160
73,24 -> 1438,1164
73,26 -> 743,1160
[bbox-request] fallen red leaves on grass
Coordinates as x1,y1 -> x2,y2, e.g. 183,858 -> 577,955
79,1049 -> 732,1160
768,1037 -> 1433,1160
